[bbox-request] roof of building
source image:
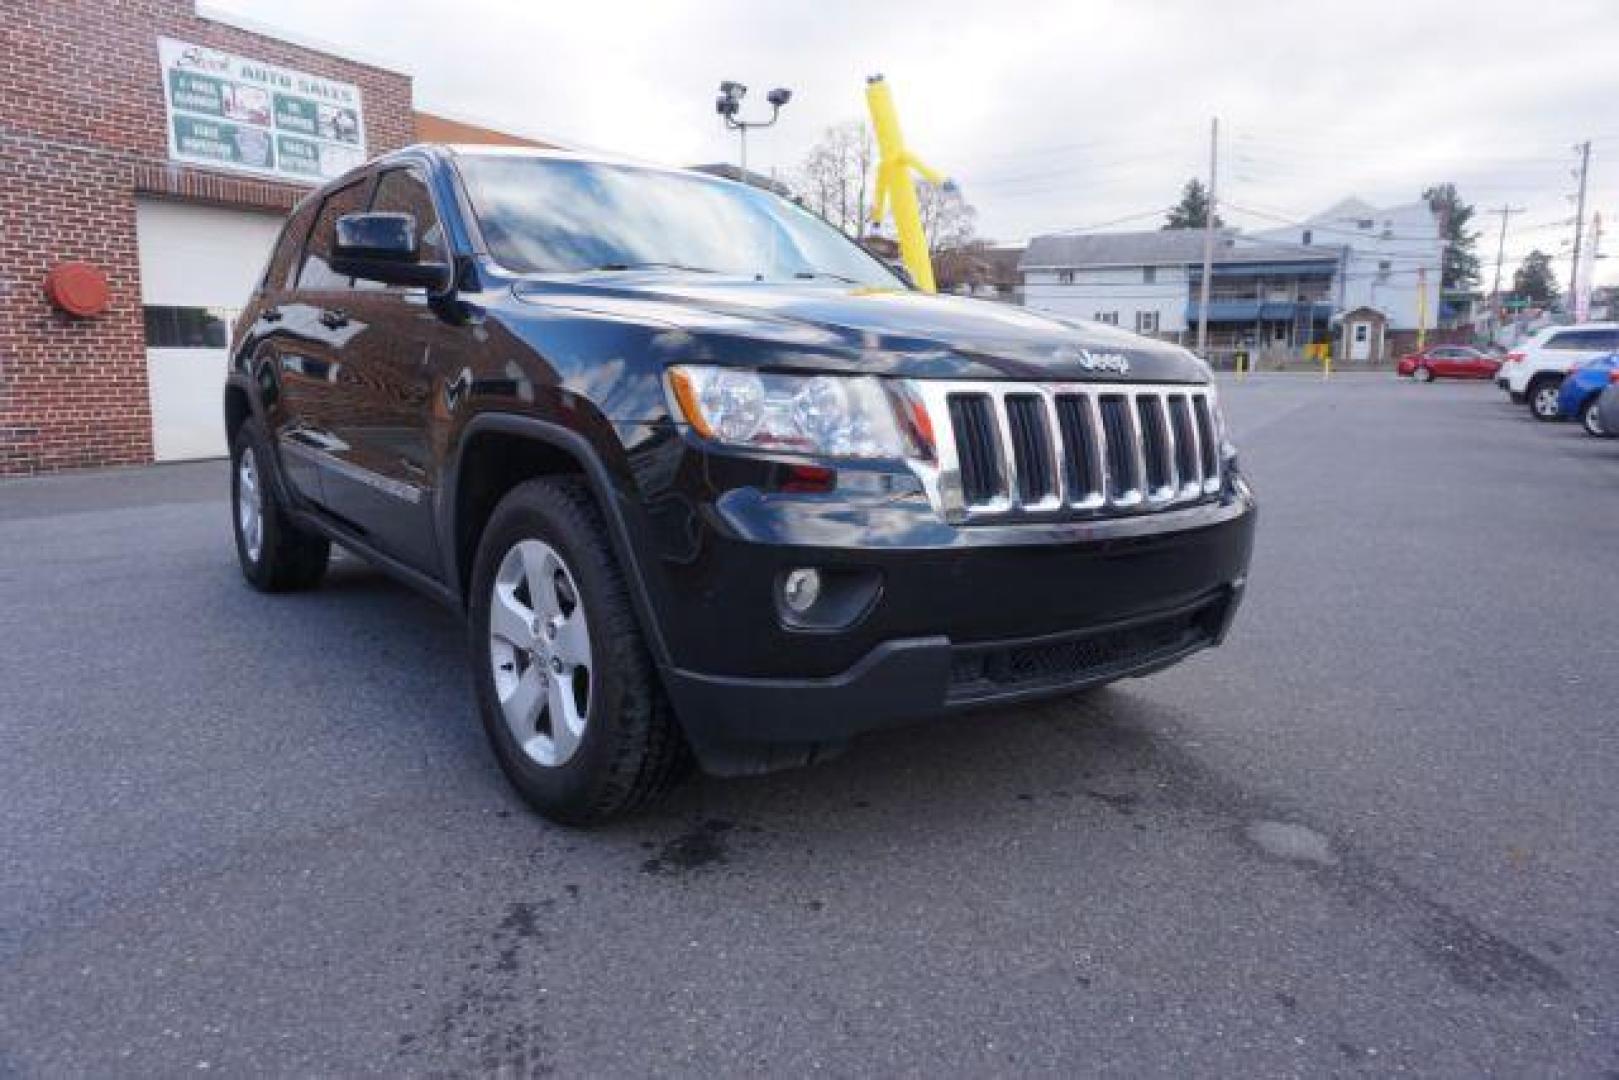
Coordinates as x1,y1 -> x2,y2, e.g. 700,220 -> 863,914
1020,228 -> 1339,270
415,111 -> 558,149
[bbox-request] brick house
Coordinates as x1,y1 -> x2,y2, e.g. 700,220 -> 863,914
0,1 -> 547,475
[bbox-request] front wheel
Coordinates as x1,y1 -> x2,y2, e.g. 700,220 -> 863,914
1580,397 -> 1612,437
468,478 -> 687,824
1528,378 -> 1563,422
1413,365 -> 1434,383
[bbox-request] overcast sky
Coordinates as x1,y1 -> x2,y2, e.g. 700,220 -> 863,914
212,0 -> 1619,287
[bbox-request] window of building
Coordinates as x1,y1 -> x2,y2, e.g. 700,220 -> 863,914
1058,270 -> 1075,284
298,177 -> 374,290
1135,310 -> 1160,335
1301,229 -> 1312,246
1142,266 -> 1156,284
143,306 -> 232,348
1377,260 -> 1391,280
1094,311 -> 1119,326
1357,218 -> 1374,230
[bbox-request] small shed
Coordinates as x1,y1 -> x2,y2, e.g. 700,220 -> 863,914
1335,306 -> 1390,364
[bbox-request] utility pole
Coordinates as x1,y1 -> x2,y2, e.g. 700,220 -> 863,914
1195,117 -> 1218,357
1486,204 -> 1524,341
1569,140 -> 1591,320
1416,267 -> 1429,349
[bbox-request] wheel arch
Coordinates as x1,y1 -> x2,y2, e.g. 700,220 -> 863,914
224,380 -> 252,448
442,414 -> 672,666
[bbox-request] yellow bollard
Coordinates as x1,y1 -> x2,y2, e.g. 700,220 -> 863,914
865,75 -> 943,293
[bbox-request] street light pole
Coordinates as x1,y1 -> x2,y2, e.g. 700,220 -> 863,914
715,81 -> 791,181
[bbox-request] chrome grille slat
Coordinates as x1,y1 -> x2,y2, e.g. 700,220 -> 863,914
1159,395 -> 1180,499
913,380 -> 1224,525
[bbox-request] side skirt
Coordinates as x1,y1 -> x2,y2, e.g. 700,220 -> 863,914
288,505 -> 462,612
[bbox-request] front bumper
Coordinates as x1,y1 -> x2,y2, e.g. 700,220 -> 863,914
654,479 -> 1257,774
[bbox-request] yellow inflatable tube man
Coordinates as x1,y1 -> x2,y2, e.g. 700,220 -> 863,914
865,74 -> 945,294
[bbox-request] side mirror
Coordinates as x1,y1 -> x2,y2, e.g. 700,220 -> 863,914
331,212 -> 451,290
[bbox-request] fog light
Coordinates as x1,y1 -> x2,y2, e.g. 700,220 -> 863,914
781,568 -> 822,614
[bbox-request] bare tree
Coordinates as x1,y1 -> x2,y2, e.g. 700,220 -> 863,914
916,180 -> 977,255
791,121 -> 875,238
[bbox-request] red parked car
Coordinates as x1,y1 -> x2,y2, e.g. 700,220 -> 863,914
1397,345 -> 1502,382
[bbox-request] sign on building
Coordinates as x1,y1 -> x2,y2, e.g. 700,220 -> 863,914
158,37 -> 366,184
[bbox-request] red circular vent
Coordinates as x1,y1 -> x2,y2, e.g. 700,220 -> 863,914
44,262 -> 111,317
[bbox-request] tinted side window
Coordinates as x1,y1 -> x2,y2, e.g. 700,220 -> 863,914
261,201 -> 315,293
369,167 -> 446,264
298,179 -> 373,290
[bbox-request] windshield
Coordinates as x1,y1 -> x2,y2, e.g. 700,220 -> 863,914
456,155 -> 902,287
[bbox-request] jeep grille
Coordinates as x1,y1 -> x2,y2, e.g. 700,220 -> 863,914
910,381 -> 1225,523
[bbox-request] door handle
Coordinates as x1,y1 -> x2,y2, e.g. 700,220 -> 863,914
319,308 -> 349,330
260,306 -> 283,323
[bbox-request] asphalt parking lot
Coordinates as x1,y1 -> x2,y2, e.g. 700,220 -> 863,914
2,373 -> 1616,1076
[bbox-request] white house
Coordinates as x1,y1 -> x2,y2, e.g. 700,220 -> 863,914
1250,197 -> 1443,340
1021,229 -> 1342,354
1019,197 -> 1443,363
1020,230 -> 1204,337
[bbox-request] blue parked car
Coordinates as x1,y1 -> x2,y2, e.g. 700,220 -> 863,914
1557,353 -> 1619,437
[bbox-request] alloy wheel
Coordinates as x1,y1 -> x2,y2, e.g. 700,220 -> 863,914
1533,386 -> 1561,419
488,539 -> 593,767
237,447 -> 264,563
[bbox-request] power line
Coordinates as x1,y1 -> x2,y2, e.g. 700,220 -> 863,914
1046,206 -> 1177,234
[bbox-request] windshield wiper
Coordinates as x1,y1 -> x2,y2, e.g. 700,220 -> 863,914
793,270 -> 862,284
588,261 -> 721,274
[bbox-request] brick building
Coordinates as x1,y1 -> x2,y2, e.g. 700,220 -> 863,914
0,1 -> 545,475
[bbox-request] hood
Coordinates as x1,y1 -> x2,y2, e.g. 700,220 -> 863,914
511,276 -> 1209,384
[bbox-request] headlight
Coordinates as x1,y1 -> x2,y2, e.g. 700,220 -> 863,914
1203,381 -> 1237,460
667,365 -> 919,459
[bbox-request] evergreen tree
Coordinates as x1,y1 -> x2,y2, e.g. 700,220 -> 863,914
1511,249 -> 1558,304
1164,178 -> 1222,230
1422,183 -> 1481,291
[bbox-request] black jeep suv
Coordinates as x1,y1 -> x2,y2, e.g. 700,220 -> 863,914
226,146 -> 1256,823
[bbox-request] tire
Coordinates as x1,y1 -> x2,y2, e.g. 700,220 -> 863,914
1579,396 -> 1612,438
1413,366 -> 1434,383
468,477 -> 687,824
231,420 -> 330,592
1528,377 -> 1563,422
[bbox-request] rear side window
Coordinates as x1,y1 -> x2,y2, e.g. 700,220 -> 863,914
1545,328 -> 1619,351
261,201 -> 316,293
298,178 -> 373,291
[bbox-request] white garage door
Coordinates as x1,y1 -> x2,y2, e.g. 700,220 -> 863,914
136,199 -> 285,461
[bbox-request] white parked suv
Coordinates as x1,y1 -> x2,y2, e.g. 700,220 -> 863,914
1502,323 -> 1619,420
